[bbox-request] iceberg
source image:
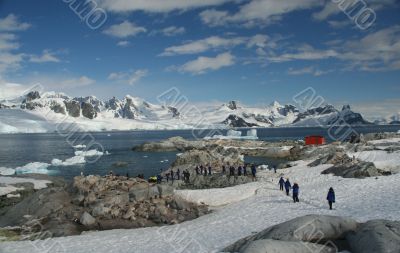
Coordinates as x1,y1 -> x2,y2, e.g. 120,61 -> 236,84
205,129 -> 258,140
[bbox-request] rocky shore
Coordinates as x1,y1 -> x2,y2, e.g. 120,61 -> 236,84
0,174 -> 208,240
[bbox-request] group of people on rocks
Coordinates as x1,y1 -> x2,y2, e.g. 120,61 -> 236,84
161,168 -> 191,184
193,163 -> 258,180
278,177 -> 336,209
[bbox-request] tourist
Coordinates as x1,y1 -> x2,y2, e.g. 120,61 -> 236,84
238,166 -> 242,176
284,179 -> 292,196
208,165 -> 212,176
170,170 -> 174,182
327,187 -> 336,210
195,166 -> 200,175
273,165 -> 277,173
157,174 -> 162,184
243,165 -> 248,176
186,169 -> 191,182
222,165 -> 226,174
279,177 -> 285,191
251,164 -> 257,181
229,165 -> 235,176
166,173 -> 170,182
200,165 -> 204,175
292,183 -> 300,203
176,169 -> 181,181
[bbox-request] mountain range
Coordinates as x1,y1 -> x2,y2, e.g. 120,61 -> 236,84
0,90 -> 382,133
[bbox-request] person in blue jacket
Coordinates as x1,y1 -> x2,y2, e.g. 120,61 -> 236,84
251,164 -> 257,181
279,177 -> 285,191
284,179 -> 291,196
327,187 -> 336,210
292,183 -> 300,203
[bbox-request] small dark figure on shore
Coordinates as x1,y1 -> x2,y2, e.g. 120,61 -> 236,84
195,166 -> 199,175
200,165 -> 204,175
208,165 -> 212,176
222,165 -> 226,174
327,187 -> 336,210
166,173 -> 170,182
157,174 -> 162,184
170,170 -> 174,182
273,166 -> 277,173
126,172 -> 129,179
251,164 -> 257,181
279,177 -> 285,191
285,179 -> 292,196
243,165 -> 248,176
229,166 -> 235,176
238,166 -> 242,176
176,169 -> 181,181
292,183 -> 300,203
186,170 -> 191,182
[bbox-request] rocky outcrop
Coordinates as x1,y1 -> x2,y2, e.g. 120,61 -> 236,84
182,174 -> 253,190
239,239 -> 335,253
224,215 -> 358,252
24,91 -> 41,102
50,102 -> 66,114
227,101 -> 239,110
222,115 -> 259,127
346,220 -> 400,253
168,106 -> 180,118
64,100 -> 81,117
81,102 -> 97,119
322,162 -> 390,178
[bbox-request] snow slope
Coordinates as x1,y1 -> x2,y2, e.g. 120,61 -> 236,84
1,161 -> 399,253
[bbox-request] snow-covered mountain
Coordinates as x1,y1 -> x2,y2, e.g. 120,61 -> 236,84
374,113 -> 400,125
0,91 -> 372,133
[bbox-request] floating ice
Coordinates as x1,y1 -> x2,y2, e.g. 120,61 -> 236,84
15,162 -> 51,174
73,144 -> 86,149
205,129 -> 258,140
75,149 -> 104,157
0,167 -> 16,176
227,130 -> 242,137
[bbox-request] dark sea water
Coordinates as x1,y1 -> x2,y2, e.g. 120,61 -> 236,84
0,125 -> 399,180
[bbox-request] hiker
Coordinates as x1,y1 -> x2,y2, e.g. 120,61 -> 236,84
200,165 -> 204,175
157,174 -> 162,184
166,173 -> 170,182
195,166 -> 200,175
251,165 -> 257,181
170,170 -> 174,182
222,165 -> 226,174
208,165 -> 212,176
292,183 -> 300,203
186,170 -> 191,182
327,187 -> 336,210
243,165 -> 248,176
176,169 -> 181,181
229,166 -> 235,176
279,177 -> 285,191
238,166 -> 242,176
273,166 -> 277,173
284,179 -> 292,196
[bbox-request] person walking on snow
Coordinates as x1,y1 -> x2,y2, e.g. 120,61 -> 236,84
292,183 -> 300,203
327,187 -> 336,210
251,164 -> 257,181
284,179 -> 292,196
279,177 -> 285,191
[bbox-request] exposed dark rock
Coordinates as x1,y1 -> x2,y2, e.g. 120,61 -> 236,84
64,100 -> 81,117
50,102 -> 66,114
81,102 -> 97,119
122,97 -> 137,119
293,105 -> 337,123
346,220 -> 400,253
222,115 -> 259,127
168,106 -> 180,118
227,101 -> 239,110
25,91 -> 41,102
322,162 -> 390,178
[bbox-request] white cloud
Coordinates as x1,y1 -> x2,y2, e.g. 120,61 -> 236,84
313,0 -> 397,21
162,26 -> 186,36
287,66 -> 331,76
58,76 -> 95,89
327,19 -> 352,29
29,50 -> 61,63
268,44 -> 338,62
108,69 -> 148,85
200,0 -> 322,26
160,36 -> 246,56
98,0 -> 231,13
0,14 -> 31,32
103,21 -> 146,38
172,52 -> 235,74
117,40 -> 130,47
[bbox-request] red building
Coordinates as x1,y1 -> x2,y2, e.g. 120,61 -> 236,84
305,136 -> 326,146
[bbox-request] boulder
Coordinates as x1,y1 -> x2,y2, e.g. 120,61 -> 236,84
157,184 -> 174,197
322,162 -> 389,178
129,186 -> 159,202
347,220 -> 400,253
224,215 -> 358,252
80,212 -> 96,227
240,239 -> 336,253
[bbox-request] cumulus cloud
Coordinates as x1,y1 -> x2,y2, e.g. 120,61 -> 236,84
0,14 -> 31,32
287,66 -> 331,76
28,50 -> 61,63
200,0 -> 322,26
117,40 -> 130,47
160,36 -> 249,56
162,26 -> 186,36
103,21 -> 146,38
97,0 -> 231,13
171,52 -> 235,74
108,69 -> 148,85
58,76 -> 95,89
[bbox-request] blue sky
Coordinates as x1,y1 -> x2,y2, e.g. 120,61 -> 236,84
0,0 -> 399,118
